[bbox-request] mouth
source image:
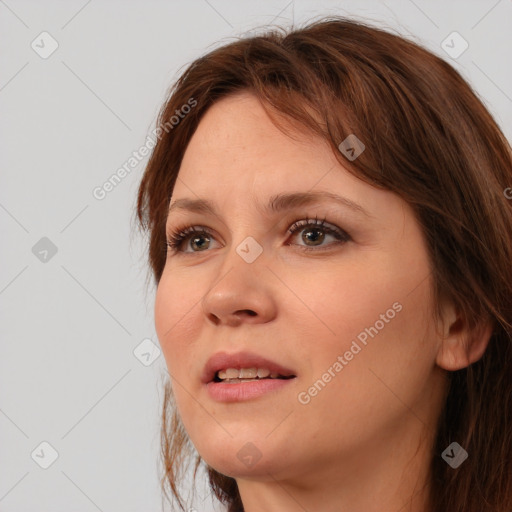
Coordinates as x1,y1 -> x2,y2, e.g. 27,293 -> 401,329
212,367 -> 296,383
201,351 -> 297,402
201,350 -> 296,384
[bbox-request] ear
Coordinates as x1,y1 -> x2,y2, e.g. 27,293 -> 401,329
435,300 -> 494,371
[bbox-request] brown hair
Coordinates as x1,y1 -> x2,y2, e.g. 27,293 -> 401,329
135,16 -> 512,512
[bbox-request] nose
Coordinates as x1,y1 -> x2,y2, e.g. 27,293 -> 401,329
201,258 -> 277,327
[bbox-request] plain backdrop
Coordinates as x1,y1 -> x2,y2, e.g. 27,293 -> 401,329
1,1 -> 511,511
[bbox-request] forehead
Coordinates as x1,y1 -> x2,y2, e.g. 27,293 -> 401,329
192,91 -> 332,157
175,92 -> 344,191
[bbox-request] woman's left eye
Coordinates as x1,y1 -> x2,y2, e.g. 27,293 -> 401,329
286,216 -> 350,250
165,216 -> 350,254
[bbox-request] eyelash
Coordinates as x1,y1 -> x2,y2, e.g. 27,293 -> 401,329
165,215 -> 351,255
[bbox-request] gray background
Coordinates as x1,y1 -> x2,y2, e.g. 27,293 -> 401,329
1,1 -> 511,511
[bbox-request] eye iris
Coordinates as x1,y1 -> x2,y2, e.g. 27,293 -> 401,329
191,234 -> 210,251
303,228 -> 325,245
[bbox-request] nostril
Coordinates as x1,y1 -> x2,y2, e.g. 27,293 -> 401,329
235,309 -> 256,316
232,310 -> 257,317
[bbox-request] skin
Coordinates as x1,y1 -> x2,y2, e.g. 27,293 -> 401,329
154,91 -> 492,512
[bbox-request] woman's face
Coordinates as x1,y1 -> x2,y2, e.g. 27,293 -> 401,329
155,91 -> 447,483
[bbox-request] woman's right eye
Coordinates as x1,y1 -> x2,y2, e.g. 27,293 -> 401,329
166,225 -> 217,253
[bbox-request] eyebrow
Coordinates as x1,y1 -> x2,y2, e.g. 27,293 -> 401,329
167,191 -> 372,221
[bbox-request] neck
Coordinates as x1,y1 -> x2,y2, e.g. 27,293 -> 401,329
236,416 -> 436,512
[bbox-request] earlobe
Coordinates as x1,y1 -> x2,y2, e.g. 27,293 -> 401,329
435,303 -> 494,372
436,336 -> 470,371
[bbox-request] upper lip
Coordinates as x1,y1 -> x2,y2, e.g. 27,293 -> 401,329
201,350 -> 296,384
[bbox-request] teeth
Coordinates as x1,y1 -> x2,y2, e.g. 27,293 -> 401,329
240,367 -> 258,378
225,368 -> 241,379
257,368 -> 271,378
221,378 -> 260,383
217,367 -> 278,381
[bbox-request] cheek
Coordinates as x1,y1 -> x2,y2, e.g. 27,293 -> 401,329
291,260 -> 436,423
154,278 -> 206,436
285,261 -> 398,363
154,272 -> 202,374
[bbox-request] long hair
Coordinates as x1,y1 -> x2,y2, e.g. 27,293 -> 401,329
135,16 -> 512,512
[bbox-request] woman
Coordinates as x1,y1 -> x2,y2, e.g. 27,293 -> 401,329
136,16 -> 512,512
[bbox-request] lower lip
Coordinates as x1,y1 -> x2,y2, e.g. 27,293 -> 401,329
205,378 -> 295,402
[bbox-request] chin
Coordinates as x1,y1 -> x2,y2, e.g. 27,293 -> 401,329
192,434 -> 289,479
203,453 -> 282,480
